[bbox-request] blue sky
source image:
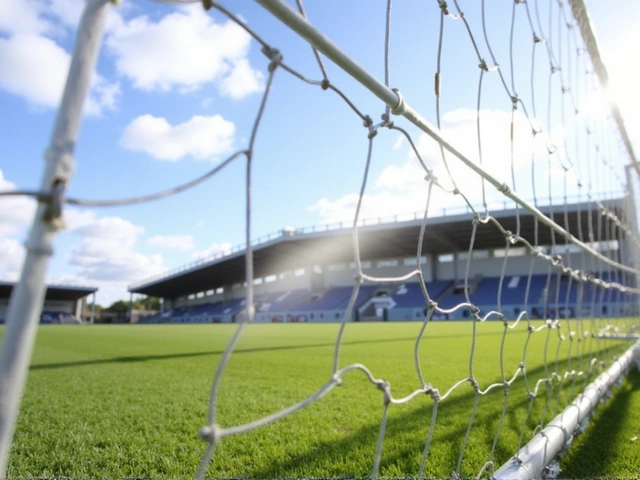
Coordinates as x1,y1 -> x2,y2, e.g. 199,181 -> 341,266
0,0 -> 639,306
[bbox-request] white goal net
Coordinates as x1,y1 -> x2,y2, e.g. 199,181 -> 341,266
0,0 -> 639,479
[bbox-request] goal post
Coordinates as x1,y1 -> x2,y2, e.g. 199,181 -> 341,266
0,0 -> 112,475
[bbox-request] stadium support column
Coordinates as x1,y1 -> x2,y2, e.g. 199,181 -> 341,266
453,250 -> 460,283
75,297 -> 84,320
0,1 -> 112,476
128,292 -> 133,323
430,253 -> 438,282
90,292 -> 96,325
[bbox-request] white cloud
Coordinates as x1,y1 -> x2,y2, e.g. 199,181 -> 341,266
105,7 -> 263,97
0,0 -> 100,36
68,237 -> 163,282
392,135 -> 405,151
65,210 -> 143,243
0,238 -> 25,282
192,242 -> 233,261
0,0 -> 49,36
46,0 -> 86,30
218,58 -> 264,100
146,234 -> 195,251
0,170 -> 37,237
0,33 -> 120,115
0,33 -> 69,109
308,190 -> 432,225
120,114 -> 235,161
309,108 -> 549,224
62,208 -> 165,287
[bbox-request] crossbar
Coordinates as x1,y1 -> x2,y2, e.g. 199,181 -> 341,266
254,0 -> 640,277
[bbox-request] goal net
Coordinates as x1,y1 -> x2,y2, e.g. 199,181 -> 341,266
0,0 -> 639,479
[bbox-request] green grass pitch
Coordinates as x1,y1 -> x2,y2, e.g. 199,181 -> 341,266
5,321 -> 640,479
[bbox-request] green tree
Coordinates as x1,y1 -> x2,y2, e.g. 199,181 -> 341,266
140,296 -> 161,310
105,300 -> 130,314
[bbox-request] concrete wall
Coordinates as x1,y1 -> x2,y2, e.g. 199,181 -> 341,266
434,250 -> 620,281
323,257 -> 432,288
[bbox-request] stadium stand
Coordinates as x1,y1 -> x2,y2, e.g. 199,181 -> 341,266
40,311 -> 79,324
129,201 -> 638,324
0,282 -> 96,324
134,269 -> 638,325
255,289 -> 310,323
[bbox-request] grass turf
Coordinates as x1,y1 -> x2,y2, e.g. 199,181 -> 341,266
4,320 -> 639,478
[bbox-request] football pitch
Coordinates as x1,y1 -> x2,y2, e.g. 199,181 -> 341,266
5,321 -> 640,479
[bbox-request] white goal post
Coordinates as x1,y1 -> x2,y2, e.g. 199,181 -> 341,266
0,0 -> 639,479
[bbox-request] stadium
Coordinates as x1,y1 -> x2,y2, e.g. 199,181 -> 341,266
0,282 -> 96,325
2,0 -> 640,479
130,198 -> 639,325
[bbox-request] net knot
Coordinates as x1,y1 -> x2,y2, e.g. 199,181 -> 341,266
478,59 -> 489,71
262,47 -> 282,72
533,33 -> 542,43
201,0 -> 214,10
376,380 -> 391,404
198,424 -> 221,444
519,361 -> 525,370
363,115 -> 373,128
470,305 -> 480,315
391,88 -> 406,116
469,378 -> 479,391
438,0 -> 449,15
427,299 -> 438,309
511,95 -> 518,106
353,273 -> 363,284
430,388 -> 441,401
424,170 -> 437,183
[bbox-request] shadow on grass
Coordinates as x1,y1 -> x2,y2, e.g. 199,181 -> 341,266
29,328 -> 511,371
212,353 -> 626,480
559,367 -> 640,478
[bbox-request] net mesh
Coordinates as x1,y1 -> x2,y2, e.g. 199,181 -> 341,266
172,0 -> 640,478
4,0 -> 638,478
